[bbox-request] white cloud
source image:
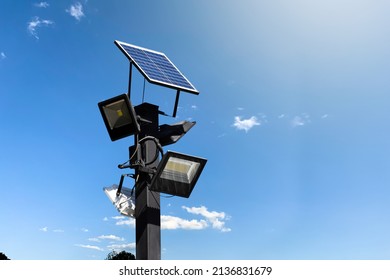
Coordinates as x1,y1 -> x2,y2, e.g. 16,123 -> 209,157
107,243 -> 136,251
233,116 -> 260,132
88,237 -> 100,242
112,207 -> 231,232
66,2 -> 85,21
40,227 -> 64,233
183,206 -> 231,232
39,227 -> 48,232
161,215 -> 208,230
27,17 -> 54,39
97,235 -> 124,242
34,2 -> 49,8
105,216 -> 135,227
81,228 -> 89,232
115,217 -> 135,227
1,52 -> 6,60
321,114 -> 329,119
116,219 -> 133,226
111,216 -> 124,220
75,244 -> 104,251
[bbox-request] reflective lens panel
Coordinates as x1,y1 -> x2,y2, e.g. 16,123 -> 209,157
103,99 -> 133,129
160,157 -> 200,184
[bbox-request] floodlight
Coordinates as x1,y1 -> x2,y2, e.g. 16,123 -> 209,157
103,185 -> 136,218
156,121 -> 196,146
98,94 -> 140,141
149,151 -> 207,198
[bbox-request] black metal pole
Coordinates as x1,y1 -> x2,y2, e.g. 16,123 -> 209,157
172,90 -> 180,118
128,62 -> 133,99
133,103 -> 161,260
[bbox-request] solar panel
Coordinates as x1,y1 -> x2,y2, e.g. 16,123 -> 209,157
115,40 -> 199,94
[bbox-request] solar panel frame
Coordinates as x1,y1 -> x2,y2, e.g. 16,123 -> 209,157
115,40 -> 199,95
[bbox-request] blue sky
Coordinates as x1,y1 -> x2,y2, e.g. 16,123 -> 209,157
1,0 -> 390,260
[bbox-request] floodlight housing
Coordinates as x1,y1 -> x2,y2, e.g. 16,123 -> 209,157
98,94 -> 140,141
149,151 -> 207,198
103,185 -> 136,218
156,121 -> 196,146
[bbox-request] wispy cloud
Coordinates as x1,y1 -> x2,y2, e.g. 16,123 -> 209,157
111,216 -> 125,220
97,235 -> 124,242
1,52 -> 7,60
82,234 -> 134,252
87,234 -> 126,243
88,237 -> 100,242
66,2 -> 85,21
112,216 -> 135,227
183,206 -> 231,232
111,207 -> 231,232
39,226 -> 48,232
34,2 -> 49,8
161,215 -> 208,230
39,226 -> 65,233
291,116 -> 305,127
75,244 -> 104,251
291,114 -> 311,128
233,116 -> 260,132
107,243 -> 136,251
112,214 -> 207,231
27,17 -> 54,39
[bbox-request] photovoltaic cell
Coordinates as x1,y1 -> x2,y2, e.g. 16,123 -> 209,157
115,41 -> 199,94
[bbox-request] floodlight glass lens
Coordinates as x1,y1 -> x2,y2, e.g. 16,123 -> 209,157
160,157 -> 200,184
103,100 -> 132,129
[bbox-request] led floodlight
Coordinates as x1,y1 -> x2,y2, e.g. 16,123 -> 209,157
98,94 -> 140,141
103,184 -> 136,218
149,151 -> 207,198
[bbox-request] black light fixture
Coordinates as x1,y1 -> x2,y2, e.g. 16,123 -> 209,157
156,121 -> 196,146
98,94 -> 140,141
149,151 -> 207,198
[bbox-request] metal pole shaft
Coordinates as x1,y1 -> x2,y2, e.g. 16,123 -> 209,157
128,62 -> 133,99
134,103 -> 161,260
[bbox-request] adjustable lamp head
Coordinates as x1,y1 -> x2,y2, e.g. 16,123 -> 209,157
98,94 -> 140,141
148,151 -> 207,198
